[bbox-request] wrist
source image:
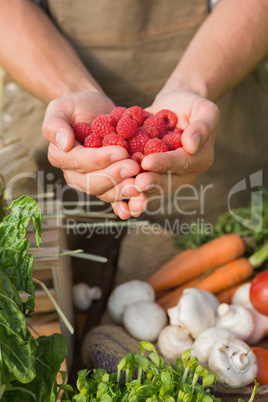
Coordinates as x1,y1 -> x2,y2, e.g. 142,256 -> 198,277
160,71 -> 211,100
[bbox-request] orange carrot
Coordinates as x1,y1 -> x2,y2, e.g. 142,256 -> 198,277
157,277 -> 200,310
157,258 -> 253,311
148,234 -> 246,292
195,258 -> 253,294
148,248 -> 194,291
216,280 -> 250,304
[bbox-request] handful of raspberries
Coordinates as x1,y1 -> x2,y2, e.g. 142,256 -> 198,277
73,106 -> 183,168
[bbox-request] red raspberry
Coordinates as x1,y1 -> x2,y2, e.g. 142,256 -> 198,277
144,138 -> 169,155
143,125 -> 159,138
144,116 -> 167,139
131,152 -> 145,172
122,106 -> 146,126
144,111 -> 154,119
73,122 -> 92,144
91,114 -> 116,137
116,117 -> 138,139
111,107 -> 127,124
131,151 -> 145,164
171,127 -> 184,135
162,133 -> 182,150
156,109 -> 178,130
102,133 -> 128,150
84,133 -> 103,148
128,132 -> 150,154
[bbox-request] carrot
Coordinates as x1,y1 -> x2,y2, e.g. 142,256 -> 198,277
194,258 -> 253,294
216,280 -> 250,304
157,277 -> 200,310
148,248 -> 194,291
148,234 -> 246,292
156,242 -> 268,311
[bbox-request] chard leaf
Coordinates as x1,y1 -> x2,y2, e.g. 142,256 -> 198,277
0,270 -> 36,386
0,196 -> 42,316
6,334 -> 67,402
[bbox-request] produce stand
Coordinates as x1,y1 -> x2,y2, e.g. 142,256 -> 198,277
69,225 -> 268,401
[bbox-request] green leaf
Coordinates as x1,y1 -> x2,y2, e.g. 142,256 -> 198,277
6,334 -> 67,402
0,196 -> 42,316
138,342 -> 156,355
0,270 -> 36,386
134,354 -> 149,370
161,372 -> 172,386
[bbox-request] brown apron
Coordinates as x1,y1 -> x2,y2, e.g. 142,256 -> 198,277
1,0 -> 268,225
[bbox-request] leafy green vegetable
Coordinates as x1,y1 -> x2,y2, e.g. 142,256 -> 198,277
6,333 -> 68,402
0,195 -> 68,401
0,196 -> 42,316
60,342 -> 222,402
174,187 -> 268,255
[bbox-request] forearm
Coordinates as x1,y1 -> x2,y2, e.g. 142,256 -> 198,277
0,0 -> 103,103
162,0 -> 268,102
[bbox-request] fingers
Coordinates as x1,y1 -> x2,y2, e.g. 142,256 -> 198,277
48,143 -> 129,173
134,171 -> 198,194
62,159 -> 140,196
42,98 -> 76,152
112,193 -> 148,219
141,137 -> 215,176
182,101 -> 220,154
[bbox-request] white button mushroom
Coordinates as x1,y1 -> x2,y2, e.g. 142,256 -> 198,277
107,280 -> 155,324
216,303 -> 255,342
73,283 -> 102,311
158,325 -> 193,360
208,338 -> 258,388
192,327 -> 236,364
176,288 -> 216,339
123,301 -> 167,342
232,282 -> 268,345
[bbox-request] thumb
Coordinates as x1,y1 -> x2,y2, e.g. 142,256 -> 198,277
42,102 -> 75,152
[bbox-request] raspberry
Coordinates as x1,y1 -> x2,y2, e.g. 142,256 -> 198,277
156,109 -> 178,130
102,133 -> 128,150
84,133 -> 103,148
110,106 -> 127,124
128,132 -> 150,154
91,114 -> 116,137
144,116 -> 167,139
162,132 -> 182,150
144,138 -> 169,155
116,117 -> 138,139
73,122 -> 92,144
131,151 -> 146,172
171,127 -> 184,135
143,125 -> 159,138
131,151 -> 145,164
122,106 -> 146,126
144,111 -> 154,119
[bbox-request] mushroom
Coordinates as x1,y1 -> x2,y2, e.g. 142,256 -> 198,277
158,325 -> 193,360
167,305 -> 182,326
202,290 -> 220,314
216,303 -> 255,342
208,338 -> 258,388
192,327 -> 236,364
73,283 -> 102,311
176,288 -> 216,339
123,301 -> 167,342
107,280 -> 155,324
232,282 -> 268,345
